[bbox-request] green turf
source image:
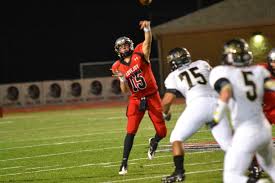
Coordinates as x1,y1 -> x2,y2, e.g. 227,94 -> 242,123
0,105 -> 274,183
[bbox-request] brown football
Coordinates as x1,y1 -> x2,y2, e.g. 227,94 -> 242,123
139,0 -> 152,6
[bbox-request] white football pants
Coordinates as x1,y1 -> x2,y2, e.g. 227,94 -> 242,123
170,97 -> 232,151
223,116 -> 275,183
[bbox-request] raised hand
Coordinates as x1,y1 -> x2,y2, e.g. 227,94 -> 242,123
139,20 -> 151,30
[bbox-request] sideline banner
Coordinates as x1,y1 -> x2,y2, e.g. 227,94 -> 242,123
64,79 -> 85,104
82,78 -> 106,102
42,80 -> 65,105
104,77 -> 128,101
22,82 -> 43,106
0,83 -> 24,108
0,77 -> 130,108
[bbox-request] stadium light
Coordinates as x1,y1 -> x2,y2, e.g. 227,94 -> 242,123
251,32 -> 265,46
253,33 -> 264,44
249,32 -> 270,62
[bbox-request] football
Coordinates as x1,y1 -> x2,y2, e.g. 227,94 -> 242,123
139,0 -> 152,6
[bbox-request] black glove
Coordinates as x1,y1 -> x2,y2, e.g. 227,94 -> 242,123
163,112 -> 171,121
206,120 -> 218,129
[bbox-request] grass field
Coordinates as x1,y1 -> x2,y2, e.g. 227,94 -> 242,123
0,104 -> 274,183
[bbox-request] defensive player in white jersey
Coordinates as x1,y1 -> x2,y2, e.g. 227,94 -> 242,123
209,38 -> 275,183
161,47 -> 233,183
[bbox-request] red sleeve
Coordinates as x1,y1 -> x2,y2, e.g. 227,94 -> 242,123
134,43 -> 143,53
111,60 -> 120,73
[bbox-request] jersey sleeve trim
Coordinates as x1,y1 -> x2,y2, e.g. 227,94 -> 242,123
165,89 -> 182,96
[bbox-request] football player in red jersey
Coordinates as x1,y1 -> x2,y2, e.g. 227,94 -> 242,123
111,20 -> 167,175
262,48 -> 275,125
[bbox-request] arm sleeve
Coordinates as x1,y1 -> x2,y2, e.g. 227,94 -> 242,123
164,72 -> 182,96
134,43 -> 143,53
111,60 -> 120,73
201,60 -> 212,71
209,66 -> 228,91
164,72 -> 177,89
165,89 -> 182,96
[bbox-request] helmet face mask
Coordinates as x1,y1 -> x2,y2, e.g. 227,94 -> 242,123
167,47 -> 192,71
222,38 -> 253,66
114,36 -> 134,58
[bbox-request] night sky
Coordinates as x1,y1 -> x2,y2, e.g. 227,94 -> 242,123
0,0 -> 222,84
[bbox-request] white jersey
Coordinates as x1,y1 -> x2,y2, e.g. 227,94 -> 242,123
164,60 -> 217,104
209,65 -> 271,128
167,60 -> 233,151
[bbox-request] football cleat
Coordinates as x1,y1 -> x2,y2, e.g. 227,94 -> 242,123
161,171 -> 185,183
256,179 -> 271,183
148,138 -> 158,160
118,164 -> 128,175
248,164 -> 263,181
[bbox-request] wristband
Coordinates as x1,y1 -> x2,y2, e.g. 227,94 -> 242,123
143,27 -> 151,32
119,76 -> 126,82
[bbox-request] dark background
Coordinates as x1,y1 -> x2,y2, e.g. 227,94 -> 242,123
0,0 -> 222,84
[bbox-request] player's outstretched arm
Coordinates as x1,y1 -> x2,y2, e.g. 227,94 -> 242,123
161,92 -> 176,121
206,83 -> 232,128
140,20 -> 152,63
213,84 -> 231,123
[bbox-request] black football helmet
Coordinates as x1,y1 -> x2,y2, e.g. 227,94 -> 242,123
114,36 -> 134,58
222,38 -> 253,66
267,48 -> 275,75
167,47 -> 192,71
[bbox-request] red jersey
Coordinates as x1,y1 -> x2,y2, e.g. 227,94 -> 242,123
112,43 -> 158,99
258,63 -> 275,124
